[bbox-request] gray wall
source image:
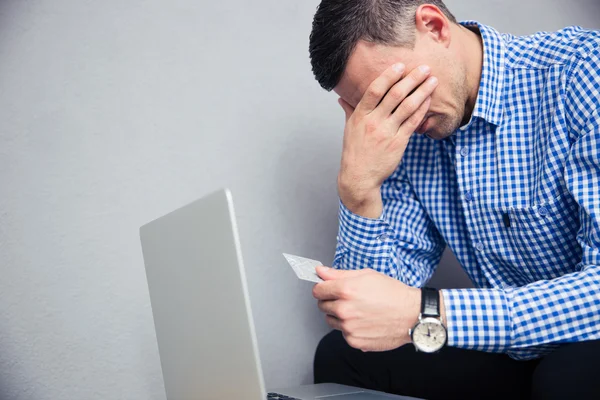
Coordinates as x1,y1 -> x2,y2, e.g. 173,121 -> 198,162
0,1 -> 598,399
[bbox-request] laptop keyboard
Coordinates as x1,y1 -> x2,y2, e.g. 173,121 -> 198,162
267,393 -> 301,400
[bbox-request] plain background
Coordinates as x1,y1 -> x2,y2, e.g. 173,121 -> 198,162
1,1 -> 599,399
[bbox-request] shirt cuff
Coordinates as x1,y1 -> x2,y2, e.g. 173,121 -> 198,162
441,288 -> 512,353
338,199 -> 395,259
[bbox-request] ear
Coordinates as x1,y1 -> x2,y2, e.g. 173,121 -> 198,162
414,4 -> 452,48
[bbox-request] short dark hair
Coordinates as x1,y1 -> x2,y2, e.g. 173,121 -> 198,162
309,1 -> 457,91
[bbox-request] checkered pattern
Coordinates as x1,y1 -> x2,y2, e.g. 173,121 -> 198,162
333,22 -> 600,360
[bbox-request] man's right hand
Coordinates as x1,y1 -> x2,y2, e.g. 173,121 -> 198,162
337,63 -> 438,219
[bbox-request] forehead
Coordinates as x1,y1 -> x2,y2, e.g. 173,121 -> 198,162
334,41 -> 412,107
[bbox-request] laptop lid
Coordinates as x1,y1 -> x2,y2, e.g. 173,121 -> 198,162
140,189 -> 266,400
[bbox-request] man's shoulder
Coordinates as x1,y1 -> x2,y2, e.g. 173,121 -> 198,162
502,26 -> 600,70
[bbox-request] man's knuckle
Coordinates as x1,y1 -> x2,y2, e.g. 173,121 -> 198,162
387,87 -> 405,102
312,286 -> 320,298
340,321 -> 353,334
317,300 -> 325,311
345,335 -> 358,348
336,305 -> 351,320
408,70 -> 422,83
338,285 -> 353,299
408,112 -> 423,126
334,304 -> 345,319
367,86 -> 384,100
399,99 -> 418,114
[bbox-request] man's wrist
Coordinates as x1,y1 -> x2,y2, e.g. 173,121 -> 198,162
338,186 -> 383,219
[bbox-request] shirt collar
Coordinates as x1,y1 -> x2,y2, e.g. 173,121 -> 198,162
458,21 -> 506,128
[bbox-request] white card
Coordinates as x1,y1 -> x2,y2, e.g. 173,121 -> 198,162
283,253 -> 324,283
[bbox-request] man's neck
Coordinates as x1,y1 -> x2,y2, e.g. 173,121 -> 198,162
458,24 -> 484,126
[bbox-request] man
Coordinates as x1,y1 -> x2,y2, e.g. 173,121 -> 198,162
307,1 -> 600,399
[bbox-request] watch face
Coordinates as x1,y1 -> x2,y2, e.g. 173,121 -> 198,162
411,318 -> 447,353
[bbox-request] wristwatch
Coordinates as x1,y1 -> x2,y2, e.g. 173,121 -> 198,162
408,287 -> 447,353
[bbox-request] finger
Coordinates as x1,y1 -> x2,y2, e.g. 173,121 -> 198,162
326,314 -> 343,330
375,65 -> 433,118
357,63 -> 406,113
316,266 -> 371,281
395,96 -> 431,139
338,98 -> 355,122
312,280 -> 343,301
342,333 -> 365,351
390,76 -> 437,126
317,300 -> 339,316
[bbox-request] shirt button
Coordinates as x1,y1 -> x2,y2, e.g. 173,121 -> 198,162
378,233 -> 390,241
538,206 -> 549,217
465,191 -> 473,202
475,241 -> 484,252
460,147 -> 470,157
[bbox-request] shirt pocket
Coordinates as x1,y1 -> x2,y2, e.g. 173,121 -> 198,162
505,192 -> 582,282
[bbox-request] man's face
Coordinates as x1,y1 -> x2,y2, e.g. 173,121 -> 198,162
334,38 -> 468,140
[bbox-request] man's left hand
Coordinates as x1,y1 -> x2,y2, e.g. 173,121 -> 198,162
313,266 -> 421,352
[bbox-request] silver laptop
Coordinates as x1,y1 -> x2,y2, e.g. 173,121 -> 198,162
139,188 -> 421,400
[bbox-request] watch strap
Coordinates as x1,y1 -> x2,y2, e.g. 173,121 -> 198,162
421,287 -> 440,318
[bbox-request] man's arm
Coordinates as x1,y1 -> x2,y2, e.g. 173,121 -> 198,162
333,163 -> 446,287
329,62 -> 445,287
310,62 -> 447,351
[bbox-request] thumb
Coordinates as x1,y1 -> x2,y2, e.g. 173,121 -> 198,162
316,266 -> 370,281
338,98 -> 354,122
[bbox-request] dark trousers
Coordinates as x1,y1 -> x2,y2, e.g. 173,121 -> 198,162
314,330 -> 600,400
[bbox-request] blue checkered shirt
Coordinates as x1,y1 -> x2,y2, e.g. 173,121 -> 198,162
333,21 -> 600,360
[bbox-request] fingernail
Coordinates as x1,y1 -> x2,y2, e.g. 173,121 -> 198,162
419,65 -> 431,74
428,76 -> 438,86
393,63 -> 405,73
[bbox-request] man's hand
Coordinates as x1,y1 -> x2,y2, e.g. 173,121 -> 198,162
337,63 -> 438,219
312,266 -> 421,352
